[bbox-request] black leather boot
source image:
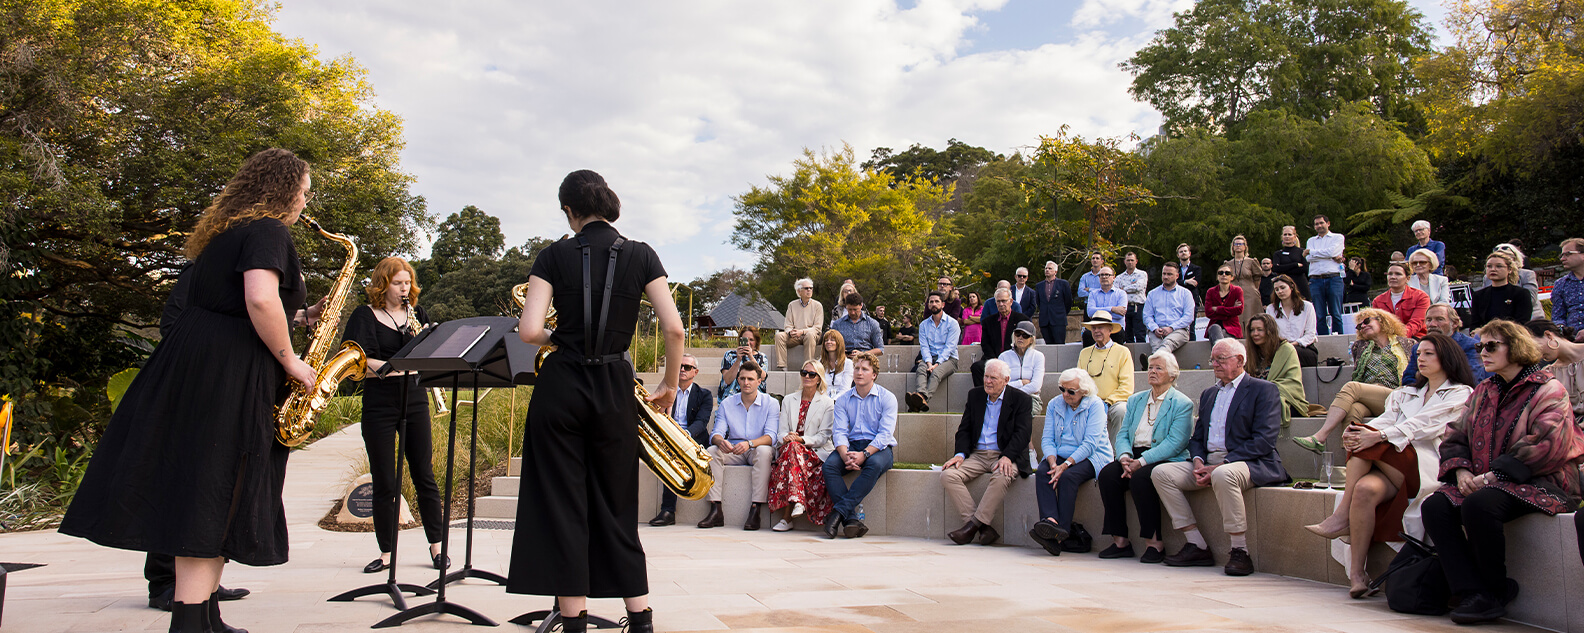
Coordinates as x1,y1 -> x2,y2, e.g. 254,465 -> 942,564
208,592 -> 247,633
625,607 -> 654,633
559,610 -> 588,633
167,601 -> 208,633
743,502 -> 763,530
697,501 -> 724,528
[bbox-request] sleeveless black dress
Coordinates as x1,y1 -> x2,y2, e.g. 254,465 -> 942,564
61,219 -> 304,566
506,220 -> 665,598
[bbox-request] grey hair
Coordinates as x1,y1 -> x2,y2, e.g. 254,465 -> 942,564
1212,338 -> 1247,363
994,287 -> 1011,299
1409,248 -> 1440,270
1099,266 -> 1114,276
1427,302 -> 1462,327
1148,349 -> 1180,381
1057,367 -> 1099,398
1016,266 -> 1029,275
1412,220 -> 1431,232
984,358 -> 1011,379
1494,242 -> 1525,267
1045,260 -> 1058,270
794,278 -> 814,291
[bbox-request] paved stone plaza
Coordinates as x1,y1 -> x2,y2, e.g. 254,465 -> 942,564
0,425 -> 1551,633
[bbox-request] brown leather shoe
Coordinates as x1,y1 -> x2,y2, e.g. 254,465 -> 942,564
743,503 -> 763,531
1224,547 -> 1254,576
947,520 -> 980,545
1163,542 -> 1215,567
976,523 -> 1000,545
697,501 -> 724,528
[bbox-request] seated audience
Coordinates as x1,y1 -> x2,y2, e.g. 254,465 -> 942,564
718,326 -> 768,402
1029,368 -> 1115,556
1083,266 -> 1127,348
961,291 -> 984,345
1265,274 -> 1318,366
1205,264 -> 1245,341
1389,251 -> 1407,266
1291,308 -> 1415,453
1422,319 -> 1584,624
907,291 -> 960,413
648,355 -> 715,526
1406,220 -> 1447,274
999,321 -> 1046,416
831,292 -> 886,355
971,288 -> 1026,387
1344,257 -> 1372,305
1034,260 -> 1074,344
1403,303 -> 1491,385
1524,320 -> 1584,418
1079,311 -> 1135,438
774,278 -> 824,370
1153,338 -> 1288,576
699,362 -> 779,530
1144,262 -> 1196,356
1548,237 -> 1584,335
1471,250 -> 1533,329
819,330 -> 853,398
941,359 -> 1033,545
1305,334 -> 1475,598
1372,262 -> 1430,338
769,360 -> 836,532
1495,241 -> 1544,320
1244,314 -> 1309,424
1407,250 -> 1450,305
1118,253 -> 1149,343
1097,351 -> 1193,564
823,354 -> 897,539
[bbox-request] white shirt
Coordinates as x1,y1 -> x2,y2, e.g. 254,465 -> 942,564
1012,284 -> 1031,306
672,383 -> 692,426
1134,389 -> 1168,447
826,358 -> 853,399
1117,268 -> 1148,304
1265,301 -> 1318,346
1207,372 -> 1247,454
1306,232 -> 1346,276
998,347 -> 1046,397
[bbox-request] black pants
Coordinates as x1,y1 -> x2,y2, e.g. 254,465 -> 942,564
1576,511 -> 1583,568
1294,343 -> 1319,367
1041,323 -> 1066,345
1422,489 -> 1539,598
659,431 -> 708,513
970,358 -> 987,388
1125,303 -> 1146,343
361,380 -> 445,553
1034,458 -> 1096,527
145,553 -> 175,598
1096,457 -> 1166,541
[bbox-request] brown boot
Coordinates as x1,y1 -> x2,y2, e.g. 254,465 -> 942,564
743,502 -> 763,530
947,520 -> 981,545
697,501 -> 724,528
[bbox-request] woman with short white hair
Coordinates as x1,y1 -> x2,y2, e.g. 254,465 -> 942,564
1407,249 -> 1451,305
1096,351 -> 1193,563
1029,368 -> 1114,555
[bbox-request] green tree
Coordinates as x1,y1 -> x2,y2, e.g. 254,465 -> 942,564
428,205 -> 505,276
862,139 -> 1000,186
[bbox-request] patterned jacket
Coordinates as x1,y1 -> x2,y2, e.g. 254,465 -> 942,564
1436,365 -> 1584,514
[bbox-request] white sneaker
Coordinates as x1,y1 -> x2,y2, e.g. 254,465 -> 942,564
772,519 -> 794,532
791,503 -> 805,518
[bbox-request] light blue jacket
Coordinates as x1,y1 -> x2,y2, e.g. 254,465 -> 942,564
1041,395 -> 1114,473
1113,387 -> 1194,466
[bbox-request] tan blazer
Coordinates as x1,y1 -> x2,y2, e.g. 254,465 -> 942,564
779,391 -> 835,459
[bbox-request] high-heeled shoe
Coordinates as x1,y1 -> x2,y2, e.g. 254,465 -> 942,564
1304,523 -> 1348,540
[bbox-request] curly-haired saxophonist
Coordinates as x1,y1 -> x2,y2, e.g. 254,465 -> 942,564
508,170 -> 685,633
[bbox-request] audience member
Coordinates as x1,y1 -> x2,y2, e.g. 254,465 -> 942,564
718,326 -> 769,403
1176,243 -> 1204,306
1078,252 -> 1106,304
935,277 -> 964,323
1154,339 -> 1289,576
1029,368 -> 1115,556
1272,225 -> 1309,293
1079,311 -> 1134,438
1226,235 -> 1264,330
1265,274 -> 1318,366
831,292 -> 886,355
1389,251 -> 1407,266
648,354 -> 715,526
832,280 -> 858,325
819,330 -> 853,398
1305,334 -> 1475,597
895,314 -> 917,344
1403,304 -> 1491,385
1471,250 -> 1532,329
1117,253 -> 1149,344
1307,215 -> 1347,335
1291,308 -> 1415,453
1344,256 -> 1372,305
971,288 -> 1026,387
1083,266 -> 1127,347
1244,314 -> 1310,424
1422,319 -> 1584,624
1034,260 -> 1074,344
823,354 -> 897,539
1258,257 -> 1275,306
769,360 -> 836,532
872,305 -> 893,344
999,321 -> 1046,415
1524,320 -> 1584,418
1205,264 -> 1245,341
1549,238 -> 1584,336
1144,262 -> 1196,357
961,292 -> 984,345
1011,266 -> 1038,316
699,362 -> 779,530
1406,220 -> 1447,274
774,278 -> 824,370
908,291 -> 961,413
942,359 -> 1033,545
1097,351 -> 1193,563
1407,250 -> 1450,305
1372,262 -> 1430,338
1491,243 -> 1545,321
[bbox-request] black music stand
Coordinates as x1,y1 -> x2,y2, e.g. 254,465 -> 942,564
370,317 -> 538,629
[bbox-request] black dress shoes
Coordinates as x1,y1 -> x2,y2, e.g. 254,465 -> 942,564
1098,543 -> 1135,559
976,523 -> 1000,545
432,552 -> 451,570
1163,543 -> 1215,567
648,510 -> 676,526
1139,546 -> 1165,564
1224,547 -> 1254,576
1450,592 -> 1506,624
744,503 -> 763,531
215,586 -> 250,601
363,558 -> 389,574
948,520 -> 981,545
905,392 -> 925,412
1028,521 -> 1067,556
844,519 -> 870,538
823,512 -> 843,539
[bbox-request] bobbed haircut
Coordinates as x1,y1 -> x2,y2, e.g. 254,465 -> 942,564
366,256 -> 421,306
1477,319 -> 1544,367
558,170 -> 621,222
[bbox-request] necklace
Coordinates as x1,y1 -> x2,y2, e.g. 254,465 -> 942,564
380,306 -> 408,333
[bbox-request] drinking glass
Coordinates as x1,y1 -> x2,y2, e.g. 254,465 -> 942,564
1319,451 -> 1334,489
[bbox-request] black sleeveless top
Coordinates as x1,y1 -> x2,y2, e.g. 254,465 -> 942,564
528,221 -> 666,357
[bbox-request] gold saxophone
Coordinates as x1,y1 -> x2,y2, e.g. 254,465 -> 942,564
512,281 -> 713,499
275,215 -> 368,447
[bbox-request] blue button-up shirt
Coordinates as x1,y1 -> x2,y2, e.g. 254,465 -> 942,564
1041,394 -> 1114,472
1206,373 -> 1246,454
1078,271 -> 1103,299
1550,272 -> 1584,333
833,384 -> 898,449
1406,240 -> 1447,275
1143,284 -> 1195,331
977,391 -> 1003,451
1086,287 -> 1128,319
711,392 -> 780,446
918,314 -> 960,364
832,312 -> 886,352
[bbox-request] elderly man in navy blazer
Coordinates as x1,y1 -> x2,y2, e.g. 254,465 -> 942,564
941,359 -> 1033,545
1152,338 -> 1288,576
1033,260 -> 1074,344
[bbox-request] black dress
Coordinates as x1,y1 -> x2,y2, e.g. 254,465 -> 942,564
506,221 -> 666,598
342,304 -> 446,553
61,219 -> 304,566
1470,283 -> 1532,329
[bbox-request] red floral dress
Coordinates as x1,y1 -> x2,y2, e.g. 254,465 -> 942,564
768,399 -> 833,524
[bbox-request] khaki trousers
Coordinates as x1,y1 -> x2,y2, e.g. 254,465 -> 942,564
1148,329 -> 1189,353
774,328 -> 821,369
1151,454 -> 1253,533
940,450 -> 1013,525
706,444 -> 774,503
914,356 -> 959,400
1331,381 -> 1392,426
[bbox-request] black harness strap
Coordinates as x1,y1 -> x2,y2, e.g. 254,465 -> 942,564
576,233 -> 628,365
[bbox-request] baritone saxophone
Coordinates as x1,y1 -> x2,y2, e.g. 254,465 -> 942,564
275,215 -> 368,447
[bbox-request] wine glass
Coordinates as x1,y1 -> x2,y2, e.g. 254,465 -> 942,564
1319,451 -> 1334,489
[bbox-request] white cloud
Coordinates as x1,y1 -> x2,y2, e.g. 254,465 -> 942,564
1070,0 -> 1195,30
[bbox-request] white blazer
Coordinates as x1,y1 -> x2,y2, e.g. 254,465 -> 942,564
1408,273 -> 1451,306
779,391 -> 836,459
1368,380 -> 1474,540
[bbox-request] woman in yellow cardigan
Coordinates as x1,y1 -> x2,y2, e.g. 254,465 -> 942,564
1244,314 -> 1309,424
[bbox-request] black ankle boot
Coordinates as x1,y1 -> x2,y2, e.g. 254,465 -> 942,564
560,610 -> 588,633
208,591 -> 246,633
625,607 -> 654,633
167,601 -> 208,633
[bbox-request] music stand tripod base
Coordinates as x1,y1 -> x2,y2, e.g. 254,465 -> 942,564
507,606 -> 622,632
373,599 -> 497,629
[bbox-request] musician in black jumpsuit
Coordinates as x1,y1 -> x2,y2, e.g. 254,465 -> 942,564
506,170 -> 685,633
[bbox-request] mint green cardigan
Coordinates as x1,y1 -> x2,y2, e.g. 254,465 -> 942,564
1113,386 -> 1194,465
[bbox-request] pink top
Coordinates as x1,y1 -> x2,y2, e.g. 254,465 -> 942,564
961,305 -> 983,344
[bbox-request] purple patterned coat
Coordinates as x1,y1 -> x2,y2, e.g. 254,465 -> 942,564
1436,365 -> 1584,514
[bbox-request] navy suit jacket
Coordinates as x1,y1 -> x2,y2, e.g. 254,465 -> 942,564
677,383 -> 714,447
1032,279 -> 1073,327
1011,284 -> 1038,317
953,387 -> 1034,477
1189,374 -> 1289,486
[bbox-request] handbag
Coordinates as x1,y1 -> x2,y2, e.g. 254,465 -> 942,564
1061,522 -> 1094,553
1373,532 -> 1451,615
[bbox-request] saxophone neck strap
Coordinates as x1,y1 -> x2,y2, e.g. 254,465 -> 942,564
577,233 -> 628,365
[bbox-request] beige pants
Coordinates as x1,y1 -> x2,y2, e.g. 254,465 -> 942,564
1331,381 -> 1392,426
914,356 -> 959,400
1106,401 -> 1129,447
1148,329 -> 1189,353
940,450 -> 1013,525
1151,454 -> 1253,533
706,444 -> 774,503
774,328 -> 821,370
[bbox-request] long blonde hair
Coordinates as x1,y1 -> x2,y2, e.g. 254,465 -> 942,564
184,148 -> 310,258
802,360 -> 829,395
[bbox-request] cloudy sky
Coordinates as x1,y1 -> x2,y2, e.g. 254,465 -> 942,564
273,0 -> 1448,281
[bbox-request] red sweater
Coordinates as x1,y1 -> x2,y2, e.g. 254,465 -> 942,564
1206,284 -> 1245,338
1372,286 -> 1430,338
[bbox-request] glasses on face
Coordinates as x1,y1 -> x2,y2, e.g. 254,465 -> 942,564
1100,273 -> 1114,278
1016,273 -> 1028,278
1217,271 -> 1232,276
680,364 -> 697,372
1474,341 -> 1507,354
1358,317 -> 1375,327
1412,260 -> 1429,266
1013,331 -> 1032,339
1059,387 -> 1082,396
797,286 -> 812,291
938,282 -> 951,287
1563,251 -> 1582,257
800,370 -> 819,378
1209,354 -> 1235,365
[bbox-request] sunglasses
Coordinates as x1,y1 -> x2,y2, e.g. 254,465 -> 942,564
680,364 -> 697,372
1357,317 -> 1374,327
1013,331 -> 1032,338
1016,274 -> 1028,277
1059,387 -> 1083,396
1474,341 -> 1507,354
1217,271 -> 1233,276
800,370 -> 820,378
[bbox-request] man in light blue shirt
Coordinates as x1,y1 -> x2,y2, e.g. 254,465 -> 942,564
698,362 -> 780,530
1077,252 -> 1105,300
1306,215 -> 1346,335
907,291 -> 960,413
823,354 -> 897,539
1144,262 -> 1197,355
1083,266 -> 1127,347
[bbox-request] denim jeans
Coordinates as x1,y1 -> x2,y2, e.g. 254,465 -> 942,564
822,439 -> 893,521
1310,275 -> 1345,335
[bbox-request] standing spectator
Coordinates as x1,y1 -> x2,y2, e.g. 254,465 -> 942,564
1205,265 -> 1245,341
1265,275 -> 1319,366
768,360 -> 835,533
1144,262 -> 1196,357
1407,250 -> 1450,305
698,363 -> 779,530
999,321 -> 1046,416
1271,226 -> 1309,294
960,292 -> 984,345
872,305 -> 893,344
941,359 -> 1033,545
1176,243 -> 1204,306
1307,215 -> 1347,335
1082,266 -> 1127,348
1258,257 -> 1275,306
1471,250 -> 1533,329
1097,351 -> 1194,563
895,314 -> 917,345
831,292 -> 886,355
907,291 -> 960,413
1078,311 -> 1135,438
774,278 -> 824,370
1034,260 -> 1074,344
1078,252 -> 1106,305
971,288 -> 1025,387
934,277 -> 963,323
1029,368 -> 1115,556
1403,304 -> 1491,386
1344,257 -> 1373,305
1011,266 -> 1038,316
718,326 -> 769,403
1373,262 -> 1431,338
1490,242 -> 1544,321
1405,220 -> 1447,274
1117,253 -> 1149,343
823,354 -> 897,539
1225,234 -> 1264,330
819,331 -> 853,398
1548,237 -> 1584,336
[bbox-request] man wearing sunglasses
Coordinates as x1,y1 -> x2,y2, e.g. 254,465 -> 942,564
774,278 -> 824,371
942,359 -> 1033,545
649,354 -> 715,526
1549,237 -> 1584,338
1011,267 -> 1037,316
